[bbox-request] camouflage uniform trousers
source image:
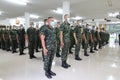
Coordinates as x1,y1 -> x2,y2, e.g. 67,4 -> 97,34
82,38 -> 90,53
56,40 -> 60,54
61,41 -> 70,61
5,39 -> 10,50
28,41 -> 35,57
89,40 -> 94,51
1,39 -> 5,50
35,37 -> 40,51
44,49 -> 55,71
11,40 -> 17,52
19,40 -> 24,53
94,40 -> 98,49
99,40 -> 102,48
75,39 -> 81,56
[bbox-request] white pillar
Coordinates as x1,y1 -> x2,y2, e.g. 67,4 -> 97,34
25,12 -> 30,31
62,1 -> 70,22
24,12 -> 30,47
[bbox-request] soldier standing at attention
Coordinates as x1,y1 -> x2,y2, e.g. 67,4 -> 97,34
94,27 -> 100,50
73,20 -> 83,61
82,24 -> 90,56
35,23 -> 40,52
54,22 -> 61,57
17,24 -> 26,55
39,19 -> 48,61
40,17 -> 56,79
90,26 -> 96,53
10,25 -> 18,53
1,27 -> 5,50
60,14 -> 71,69
3,26 -> 11,51
69,26 -> 75,54
26,22 -> 37,59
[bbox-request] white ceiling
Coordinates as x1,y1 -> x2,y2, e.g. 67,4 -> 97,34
0,0 -> 120,21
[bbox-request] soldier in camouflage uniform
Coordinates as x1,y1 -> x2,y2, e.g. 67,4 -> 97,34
82,24 -> 90,56
99,28 -> 104,47
73,20 -> 83,61
35,24 -> 40,52
54,22 -> 61,57
69,26 -> 75,54
99,28 -> 103,48
60,14 -> 71,69
1,27 -> 5,50
94,27 -> 101,50
26,22 -> 37,59
90,26 -> 95,53
10,25 -> 18,53
39,19 -> 48,61
17,24 -> 26,55
40,17 -> 56,79
3,26 -> 11,51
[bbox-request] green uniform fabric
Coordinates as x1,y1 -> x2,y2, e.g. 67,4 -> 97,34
1,29 -> 5,50
35,28 -> 40,51
73,25 -> 82,56
17,28 -> 25,54
60,21 -> 70,62
94,30 -> 99,49
90,29 -> 95,50
69,28 -> 75,53
4,29 -> 11,51
82,28 -> 90,53
55,27 -> 60,55
99,31 -> 104,46
10,29 -> 17,52
27,27 -> 36,58
39,25 -> 47,61
40,25 -> 56,72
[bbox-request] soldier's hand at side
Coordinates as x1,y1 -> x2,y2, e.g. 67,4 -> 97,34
17,40 -> 19,44
43,48 -> 48,56
85,40 -> 87,44
75,40 -> 78,45
61,42 -> 64,48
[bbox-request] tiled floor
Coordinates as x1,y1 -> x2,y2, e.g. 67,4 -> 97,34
0,43 -> 120,80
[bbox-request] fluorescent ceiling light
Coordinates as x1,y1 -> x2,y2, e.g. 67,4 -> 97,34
17,17 -> 25,21
30,14 -> 39,19
6,0 -> 29,5
108,12 -> 119,17
53,8 -> 63,14
71,16 -> 83,20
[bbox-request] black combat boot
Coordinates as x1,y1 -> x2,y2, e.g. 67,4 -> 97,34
61,61 -> 68,69
90,48 -> 95,53
94,48 -> 98,51
84,51 -> 89,56
56,53 -> 61,57
65,61 -> 71,67
49,70 -> 56,76
75,55 -> 82,61
45,71 -> 52,79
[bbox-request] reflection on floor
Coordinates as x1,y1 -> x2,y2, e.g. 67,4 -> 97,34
0,43 -> 120,80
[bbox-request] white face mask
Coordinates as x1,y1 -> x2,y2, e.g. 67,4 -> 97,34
46,22 -> 48,25
50,21 -> 55,28
79,23 -> 82,26
67,18 -> 70,23
67,18 -> 70,21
